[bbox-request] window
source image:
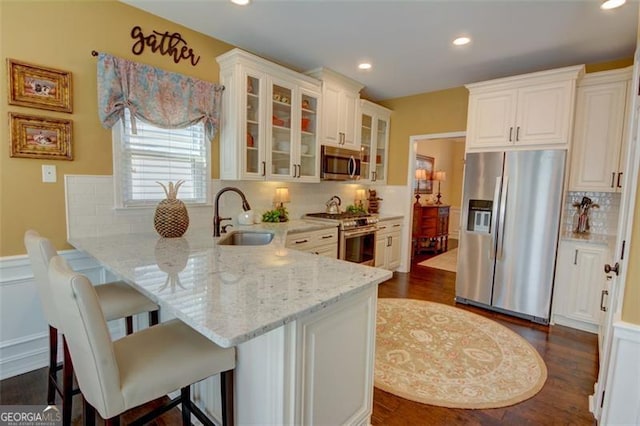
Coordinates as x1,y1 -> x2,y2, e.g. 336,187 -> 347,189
113,110 -> 210,207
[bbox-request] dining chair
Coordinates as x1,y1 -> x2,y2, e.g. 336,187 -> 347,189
48,255 -> 235,426
24,230 -> 159,425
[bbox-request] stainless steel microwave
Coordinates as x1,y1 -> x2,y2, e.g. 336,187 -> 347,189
321,146 -> 361,181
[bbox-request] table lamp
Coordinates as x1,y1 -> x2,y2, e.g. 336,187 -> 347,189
274,187 -> 290,221
434,171 -> 446,205
415,169 -> 428,204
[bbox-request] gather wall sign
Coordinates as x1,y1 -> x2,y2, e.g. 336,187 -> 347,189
130,25 -> 201,66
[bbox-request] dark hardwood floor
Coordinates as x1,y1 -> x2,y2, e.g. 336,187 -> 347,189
1,241 -> 598,425
373,242 -> 598,426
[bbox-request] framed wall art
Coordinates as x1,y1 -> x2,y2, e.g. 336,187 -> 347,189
415,155 -> 435,194
9,113 -> 73,160
7,59 -> 73,113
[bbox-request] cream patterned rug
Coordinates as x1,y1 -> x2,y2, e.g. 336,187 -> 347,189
375,298 -> 547,409
417,248 -> 458,272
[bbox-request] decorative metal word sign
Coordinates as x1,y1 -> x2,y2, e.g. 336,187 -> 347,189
131,26 -> 201,66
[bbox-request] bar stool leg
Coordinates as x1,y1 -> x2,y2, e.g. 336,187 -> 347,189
180,387 -> 191,425
221,370 -> 234,426
125,316 -> 134,335
82,398 -> 95,426
62,337 -> 74,426
47,326 -> 58,405
149,310 -> 159,326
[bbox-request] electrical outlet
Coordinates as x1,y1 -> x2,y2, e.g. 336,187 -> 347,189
42,165 -> 57,183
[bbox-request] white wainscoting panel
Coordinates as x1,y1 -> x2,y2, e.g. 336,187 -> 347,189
0,250 -> 137,380
449,206 -> 461,240
600,320 -> 640,425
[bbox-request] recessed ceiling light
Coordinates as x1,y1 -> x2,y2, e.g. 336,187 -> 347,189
453,37 -> 471,46
358,62 -> 372,70
601,0 -> 625,9
230,0 -> 250,5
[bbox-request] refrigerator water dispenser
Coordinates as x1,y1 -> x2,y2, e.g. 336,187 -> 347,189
467,200 -> 493,233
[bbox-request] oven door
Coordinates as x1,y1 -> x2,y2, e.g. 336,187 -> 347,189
340,227 -> 376,266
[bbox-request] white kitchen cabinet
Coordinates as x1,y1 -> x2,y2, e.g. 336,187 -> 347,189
359,100 -> 391,183
569,67 -> 632,193
306,67 -> 363,148
286,227 -> 338,258
552,240 -> 611,333
375,218 -> 402,270
465,65 -> 584,151
217,49 -> 321,182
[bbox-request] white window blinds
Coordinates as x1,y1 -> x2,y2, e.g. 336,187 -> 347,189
114,109 -> 210,207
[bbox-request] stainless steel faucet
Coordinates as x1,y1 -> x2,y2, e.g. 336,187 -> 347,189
213,187 -> 252,237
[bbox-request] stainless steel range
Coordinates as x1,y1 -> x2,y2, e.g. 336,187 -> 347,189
304,212 -> 378,266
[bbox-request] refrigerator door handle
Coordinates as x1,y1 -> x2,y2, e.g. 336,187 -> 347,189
497,176 -> 509,260
490,176 -> 502,260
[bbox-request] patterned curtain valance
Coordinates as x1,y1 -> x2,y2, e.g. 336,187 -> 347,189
97,53 -> 224,140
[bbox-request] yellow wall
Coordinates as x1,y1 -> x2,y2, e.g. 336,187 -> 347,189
380,87 -> 469,186
0,0 -> 233,256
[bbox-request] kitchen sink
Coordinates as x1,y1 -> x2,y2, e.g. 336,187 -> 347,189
217,231 -> 274,246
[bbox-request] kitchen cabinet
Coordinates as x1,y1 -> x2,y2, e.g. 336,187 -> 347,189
375,218 -> 402,270
552,240 -> 611,334
465,65 -> 584,151
217,49 -> 321,182
359,100 -> 391,183
306,67 -> 363,148
286,227 -> 338,258
569,67 -> 632,193
412,204 -> 449,254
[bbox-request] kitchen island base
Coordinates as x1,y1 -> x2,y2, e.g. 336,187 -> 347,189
192,285 -> 378,425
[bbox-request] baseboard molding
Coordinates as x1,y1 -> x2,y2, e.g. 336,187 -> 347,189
0,250 -> 125,380
552,314 -> 598,334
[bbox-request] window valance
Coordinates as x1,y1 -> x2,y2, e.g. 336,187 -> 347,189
97,53 -> 224,140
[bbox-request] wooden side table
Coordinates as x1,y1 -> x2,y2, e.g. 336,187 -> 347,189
412,203 -> 450,255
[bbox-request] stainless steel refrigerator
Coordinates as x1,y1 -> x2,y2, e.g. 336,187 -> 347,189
455,149 -> 566,324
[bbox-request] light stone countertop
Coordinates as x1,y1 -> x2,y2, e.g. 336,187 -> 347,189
560,230 -> 616,249
69,230 -> 391,348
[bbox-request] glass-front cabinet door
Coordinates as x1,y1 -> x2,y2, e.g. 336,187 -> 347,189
245,73 -> 264,177
270,81 -> 293,179
359,100 -> 391,183
298,90 -> 319,180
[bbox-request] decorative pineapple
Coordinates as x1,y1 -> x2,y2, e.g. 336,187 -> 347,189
154,180 -> 189,238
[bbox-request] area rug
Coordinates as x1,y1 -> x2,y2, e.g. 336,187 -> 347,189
375,298 -> 547,409
417,248 -> 458,272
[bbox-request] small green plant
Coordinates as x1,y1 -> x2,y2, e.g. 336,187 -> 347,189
346,204 -> 367,214
262,207 -> 288,222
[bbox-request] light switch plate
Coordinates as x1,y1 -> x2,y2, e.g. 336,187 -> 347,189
42,165 -> 57,183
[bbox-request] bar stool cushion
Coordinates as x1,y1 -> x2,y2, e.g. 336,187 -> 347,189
48,255 -> 236,421
95,282 -> 158,322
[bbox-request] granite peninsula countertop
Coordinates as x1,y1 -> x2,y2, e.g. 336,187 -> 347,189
69,229 -> 391,348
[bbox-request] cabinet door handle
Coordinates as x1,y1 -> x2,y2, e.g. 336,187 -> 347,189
294,239 -> 309,244
516,126 -> 520,141
387,236 -> 392,247
393,224 -> 401,227
611,172 -> 616,188
321,235 -> 334,239
573,249 -> 578,265
600,290 -> 609,312
509,127 -> 513,142
261,161 -> 266,177
617,172 -> 623,188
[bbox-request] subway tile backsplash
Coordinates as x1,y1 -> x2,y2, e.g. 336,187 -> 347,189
562,191 -> 620,236
65,175 -> 407,239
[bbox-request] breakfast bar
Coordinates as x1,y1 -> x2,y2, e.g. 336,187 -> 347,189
69,229 -> 391,425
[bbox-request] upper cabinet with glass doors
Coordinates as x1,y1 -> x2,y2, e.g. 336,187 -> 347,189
359,100 -> 391,183
217,49 -> 321,182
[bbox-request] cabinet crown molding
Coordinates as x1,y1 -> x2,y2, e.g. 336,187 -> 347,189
306,67 -> 364,92
466,64 -> 585,93
216,48 -> 321,88
361,98 -> 392,114
578,66 -> 633,87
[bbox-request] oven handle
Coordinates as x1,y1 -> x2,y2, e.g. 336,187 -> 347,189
342,227 -> 377,238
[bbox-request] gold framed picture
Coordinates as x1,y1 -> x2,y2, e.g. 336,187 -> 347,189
9,113 -> 73,160
7,59 -> 73,113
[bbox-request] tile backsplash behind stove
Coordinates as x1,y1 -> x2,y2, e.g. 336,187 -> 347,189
562,191 -> 620,235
